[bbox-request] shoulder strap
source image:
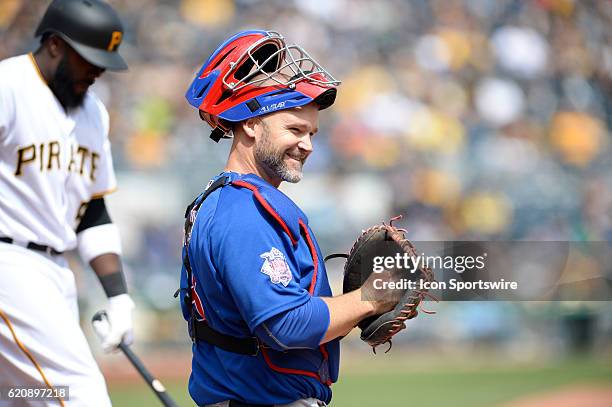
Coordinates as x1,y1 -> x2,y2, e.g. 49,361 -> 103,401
182,176 -> 229,321
184,175 -> 229,245
181,175 -> 266,355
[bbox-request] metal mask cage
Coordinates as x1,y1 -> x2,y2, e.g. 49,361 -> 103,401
222,31 -> 340,93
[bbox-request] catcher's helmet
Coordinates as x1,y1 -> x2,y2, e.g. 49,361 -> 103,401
35,0 -> 127,71
186,30 -> 340,142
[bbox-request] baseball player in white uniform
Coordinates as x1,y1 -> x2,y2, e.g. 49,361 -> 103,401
0,1 -> 134,405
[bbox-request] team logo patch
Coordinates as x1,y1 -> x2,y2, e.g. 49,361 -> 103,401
260,247 -> 292,287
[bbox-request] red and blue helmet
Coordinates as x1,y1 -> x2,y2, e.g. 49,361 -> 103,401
186,30 -> 340,142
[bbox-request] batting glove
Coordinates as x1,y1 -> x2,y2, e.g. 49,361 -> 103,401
102,293 -> 135,352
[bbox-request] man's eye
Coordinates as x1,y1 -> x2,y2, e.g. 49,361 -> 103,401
289,127 -> 301,134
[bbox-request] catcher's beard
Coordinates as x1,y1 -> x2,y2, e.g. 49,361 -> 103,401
254,121 -> 304,184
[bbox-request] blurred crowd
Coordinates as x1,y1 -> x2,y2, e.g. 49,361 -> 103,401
2,0 -> 611,352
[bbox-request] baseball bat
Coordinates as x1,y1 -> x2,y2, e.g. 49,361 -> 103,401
92,311 -> 179,407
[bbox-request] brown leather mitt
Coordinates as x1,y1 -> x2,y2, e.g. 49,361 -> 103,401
332,216 -> 435,352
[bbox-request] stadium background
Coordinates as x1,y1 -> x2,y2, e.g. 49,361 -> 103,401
1,0 -> 611,405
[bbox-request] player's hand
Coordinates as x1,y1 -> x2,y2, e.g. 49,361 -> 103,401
102,294 -> 135,352
360,267 -> 405,314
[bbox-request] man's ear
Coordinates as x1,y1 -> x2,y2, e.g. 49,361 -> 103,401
46,35 -> 65,59
241,117 -> 261,141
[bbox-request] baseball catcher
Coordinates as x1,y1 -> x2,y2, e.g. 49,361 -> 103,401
180,29 -> 433,407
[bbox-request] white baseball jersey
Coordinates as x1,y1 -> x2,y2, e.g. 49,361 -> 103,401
0,53 -> 117,252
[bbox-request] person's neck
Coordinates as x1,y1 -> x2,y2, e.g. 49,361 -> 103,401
225,148 -> 281,188
32,48 -> 54,84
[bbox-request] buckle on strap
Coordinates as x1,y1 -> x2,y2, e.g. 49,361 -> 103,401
192,319 -> 261,357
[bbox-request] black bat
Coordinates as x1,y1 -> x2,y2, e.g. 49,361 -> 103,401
92,311 -> 179,407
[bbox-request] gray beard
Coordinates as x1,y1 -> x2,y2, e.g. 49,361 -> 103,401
254,124 -> 303,184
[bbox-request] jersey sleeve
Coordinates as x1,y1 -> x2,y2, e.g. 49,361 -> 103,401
90,98 -> 117,198
254,297 -> 330,350
207,189 -> 313,331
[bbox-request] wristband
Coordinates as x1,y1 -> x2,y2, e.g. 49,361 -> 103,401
98,271 -> 128,297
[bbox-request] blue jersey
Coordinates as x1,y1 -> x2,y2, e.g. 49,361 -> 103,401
180,172 -> 340,405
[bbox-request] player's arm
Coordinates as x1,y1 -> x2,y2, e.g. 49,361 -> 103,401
76,197 -> 134,352
319,263 -> 403,343
254,289 -> 390,349
76,198 -> 125,294
318,290 -> 381,343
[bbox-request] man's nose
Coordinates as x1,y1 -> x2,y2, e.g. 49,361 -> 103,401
298,135 -> 313,153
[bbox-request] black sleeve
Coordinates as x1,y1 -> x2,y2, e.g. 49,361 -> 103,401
76,198 -> 112,233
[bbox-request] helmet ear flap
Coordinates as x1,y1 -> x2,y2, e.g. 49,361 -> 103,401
199,111 -> 232,143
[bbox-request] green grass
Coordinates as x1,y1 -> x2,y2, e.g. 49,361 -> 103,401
108,357 -> 612,407
109,382 -> 191,406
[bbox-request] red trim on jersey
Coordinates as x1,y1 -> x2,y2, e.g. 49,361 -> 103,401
299,220 -> 319,295
191,275 -> 206,321
231,180 -> 298,245
260,348 -> 331,385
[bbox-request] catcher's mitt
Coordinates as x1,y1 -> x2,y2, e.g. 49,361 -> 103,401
329,216 -> 435,353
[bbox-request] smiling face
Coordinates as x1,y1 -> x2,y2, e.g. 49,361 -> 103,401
47,37 -> 106,109
253,104 -> 319,185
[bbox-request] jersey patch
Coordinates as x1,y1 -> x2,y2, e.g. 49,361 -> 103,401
260,247 -> 292,287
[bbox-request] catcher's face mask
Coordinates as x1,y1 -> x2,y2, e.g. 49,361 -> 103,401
185,30 -> 340,141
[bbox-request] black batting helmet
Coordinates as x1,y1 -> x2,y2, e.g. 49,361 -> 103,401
35,0 -> 127,71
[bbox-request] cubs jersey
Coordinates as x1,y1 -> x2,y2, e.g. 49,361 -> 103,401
180,172 -> 340,405
0,54 -> 117,252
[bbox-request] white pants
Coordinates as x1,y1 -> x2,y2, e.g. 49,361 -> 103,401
206,398 -> 327,407
0,243 -> 111,406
